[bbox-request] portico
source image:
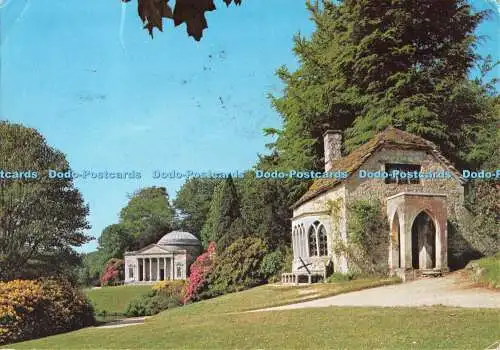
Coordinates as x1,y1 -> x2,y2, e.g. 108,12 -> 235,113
124,231 -> 202,284
135,255 -> 175,282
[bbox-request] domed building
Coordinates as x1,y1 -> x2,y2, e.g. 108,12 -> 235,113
124,231 -> 202,284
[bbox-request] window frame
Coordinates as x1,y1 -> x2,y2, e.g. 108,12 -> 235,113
384,163 -> 421,184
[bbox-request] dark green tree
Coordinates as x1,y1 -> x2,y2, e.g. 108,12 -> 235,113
119,186 -> 175,238
76,251 -> 105,287
174,178 -> 220,236
0,122 -> 91,281
269,0 -> 497,171
132,216 -> 173,250
97,224 -> 134,261
200,175 -> 241,249
239,174 -> 294,250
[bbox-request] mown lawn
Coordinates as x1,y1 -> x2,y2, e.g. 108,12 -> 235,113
84,285 -> 152,314
6,278 -> 499,349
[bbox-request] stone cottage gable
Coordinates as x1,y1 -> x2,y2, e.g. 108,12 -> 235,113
292,127 -> 463,208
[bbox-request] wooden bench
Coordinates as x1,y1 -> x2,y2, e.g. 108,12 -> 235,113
281,270 -> 326,284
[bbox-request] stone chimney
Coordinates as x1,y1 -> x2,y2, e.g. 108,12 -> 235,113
323,130 -> 342,172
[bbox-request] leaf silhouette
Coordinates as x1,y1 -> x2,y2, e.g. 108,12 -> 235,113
123,0 -> 243,40
173,0 -> 216,41
123,0 -> 173,37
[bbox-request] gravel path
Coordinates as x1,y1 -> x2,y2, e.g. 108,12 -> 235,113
97,317 -> 148,329
258,272 -> 500,311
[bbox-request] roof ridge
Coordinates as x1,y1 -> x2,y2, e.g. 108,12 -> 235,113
291,127 -> 462,208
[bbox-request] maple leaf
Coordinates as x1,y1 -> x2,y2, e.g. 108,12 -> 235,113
173,0 -> 216,41
123,0 -> 243,40
123,0 -> 173,37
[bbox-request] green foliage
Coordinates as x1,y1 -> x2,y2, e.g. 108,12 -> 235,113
75,251 -> 104,287
120,186 -> 174,238
98,224 -> 134,262
463,141 -> 500,257
174,178 -> 220,236
124,291 -> 181,317
0,122 -> 91,282
131,217 -> 172,251
0,278 -> 94,345
259,248 -> 290,282
239,173 -> 298,250
344,199 -> 389,274
200,176 -> 242,249
326,272 -> 356,283
267,0 -> 497,171
205,237 -> 269,297
469,254 -> 500,289
123,294 -> 151,317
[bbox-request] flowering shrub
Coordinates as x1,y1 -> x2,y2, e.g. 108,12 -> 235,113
100,258 -> 124,286
152,280 -> 185,302
183,241 -> 216,303
0,279 -> 94,345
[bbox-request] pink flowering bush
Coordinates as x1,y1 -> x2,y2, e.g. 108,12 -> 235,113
100,259 -> 124,286
183,242 -> 216,303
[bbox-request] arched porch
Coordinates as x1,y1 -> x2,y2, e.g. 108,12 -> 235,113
387,192 -> 449,280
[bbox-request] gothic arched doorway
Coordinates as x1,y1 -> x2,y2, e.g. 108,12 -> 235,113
411,211 -> 436,269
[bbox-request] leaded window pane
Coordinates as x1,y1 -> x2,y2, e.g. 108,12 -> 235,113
308,226 -> 317,256
318,225 -> 328,256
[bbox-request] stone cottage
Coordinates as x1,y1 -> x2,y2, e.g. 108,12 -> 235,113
285,127 -> 467,283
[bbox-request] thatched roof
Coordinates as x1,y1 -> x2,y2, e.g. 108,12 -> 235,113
292,127 -> 463,208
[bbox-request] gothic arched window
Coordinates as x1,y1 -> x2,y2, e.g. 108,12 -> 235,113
308,226 -> 317,256
292,226 -> 297,258
300,224 -> 305,257
318,225 -> 328,256
305,221 -> 329,257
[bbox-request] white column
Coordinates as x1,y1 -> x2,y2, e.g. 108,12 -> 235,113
142,258 -> 146,281
135,257 -> 139,281
156,257 -> 160,281
436,224 -> 442,269
163,258 -> 167,281
171,255 -> 174,280
148,258 -> 153,281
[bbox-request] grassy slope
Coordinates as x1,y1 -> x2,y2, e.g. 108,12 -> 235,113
84,285 -> 152,314
7,278 -> 500,349
475,254 -> 500,288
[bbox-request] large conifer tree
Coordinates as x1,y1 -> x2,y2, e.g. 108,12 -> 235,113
269,0 -> 497,170
200,175 -> 242,249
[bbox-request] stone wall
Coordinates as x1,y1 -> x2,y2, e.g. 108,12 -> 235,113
293,146 -> 470,275
345,147 -> 468,270
292,185 -> 348,273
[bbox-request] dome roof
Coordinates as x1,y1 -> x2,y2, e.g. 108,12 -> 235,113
157,231 -> 201,246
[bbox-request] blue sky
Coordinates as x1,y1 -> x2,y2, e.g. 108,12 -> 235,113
1,0 -> 498,253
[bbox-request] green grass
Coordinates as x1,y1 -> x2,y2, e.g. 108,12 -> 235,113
6,278 -> 499,349
473,254 -> 500,288
84,285 -> 152,314
186,277 -> 400,314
